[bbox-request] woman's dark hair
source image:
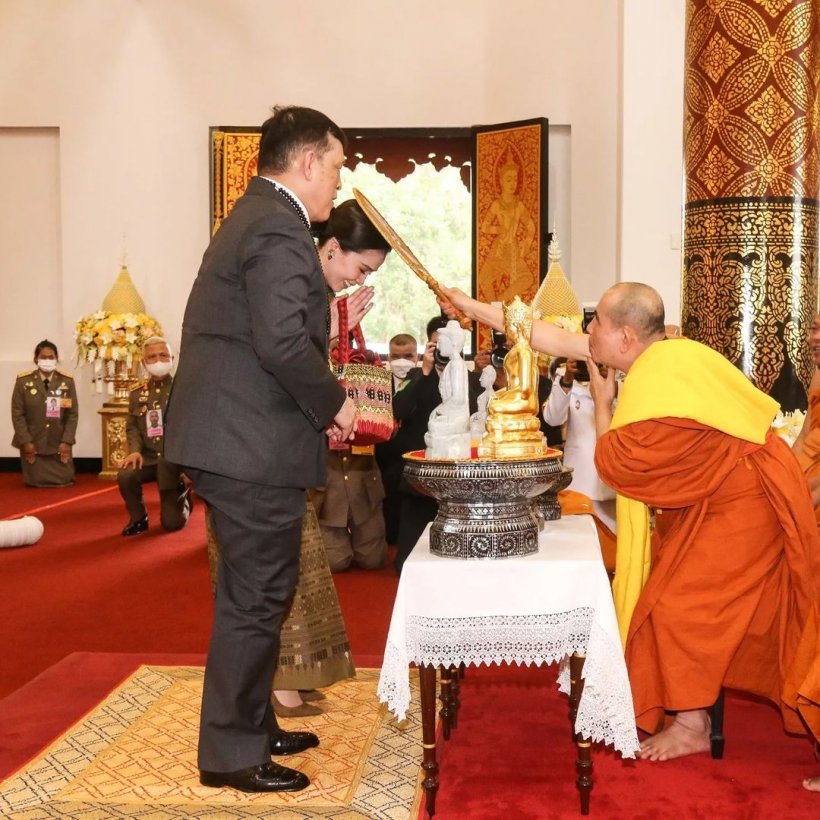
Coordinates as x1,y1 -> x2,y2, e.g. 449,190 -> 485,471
316,199 -> 391,254
34,340 -> 58,359
258,105 -> 347,175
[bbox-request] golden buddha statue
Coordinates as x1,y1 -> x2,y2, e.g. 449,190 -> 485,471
478,296 -> 549,459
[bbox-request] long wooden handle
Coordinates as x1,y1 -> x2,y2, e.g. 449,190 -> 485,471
353,188 -> 472,329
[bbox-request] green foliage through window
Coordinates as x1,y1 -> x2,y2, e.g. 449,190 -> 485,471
338,162 -> 472,354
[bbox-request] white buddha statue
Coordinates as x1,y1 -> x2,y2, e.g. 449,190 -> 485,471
425,320 -> 472,459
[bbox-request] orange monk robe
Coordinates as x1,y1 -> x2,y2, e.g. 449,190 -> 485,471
796,387 -> 820,529
559,489 -> 617,573
596,418 -> 820,736
791,387 -> 820,741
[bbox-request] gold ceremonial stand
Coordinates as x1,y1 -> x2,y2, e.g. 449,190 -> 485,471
97,361 -> 140,480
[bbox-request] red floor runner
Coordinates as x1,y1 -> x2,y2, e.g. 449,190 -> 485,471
427,665 -> 819,819
1,473 -> 817,816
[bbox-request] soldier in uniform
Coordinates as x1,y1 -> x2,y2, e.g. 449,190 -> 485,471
116,336 -> 191,536
11,340 -> 78,487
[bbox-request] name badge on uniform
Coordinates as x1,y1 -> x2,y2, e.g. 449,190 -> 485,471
60,398 -> 73,409
146,407 -> 164,438
351,445 -> 375,456
45,396 -> 61,418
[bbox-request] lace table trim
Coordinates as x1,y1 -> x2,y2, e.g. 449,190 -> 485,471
377,608 -> 639,756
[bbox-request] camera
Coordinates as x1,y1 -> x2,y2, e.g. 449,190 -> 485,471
433,347 -> 450,367
574,359 -> 590,382
490,330 -> 508,369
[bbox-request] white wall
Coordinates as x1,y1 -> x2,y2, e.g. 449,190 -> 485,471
619,0 -> 686,323
0,0 -> 686,457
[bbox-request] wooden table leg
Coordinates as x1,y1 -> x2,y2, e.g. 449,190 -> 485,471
569,652 -> 593,815
439,664 -> 453,740
449,664 -> 461,729
420,663 -> 440,816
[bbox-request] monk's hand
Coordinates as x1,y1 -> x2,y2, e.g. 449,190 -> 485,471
57,442 -> 71,464
587,357 -> 616,407
344,285 -> 375,331
20,442 -> 36,464
437,286 -> 472,321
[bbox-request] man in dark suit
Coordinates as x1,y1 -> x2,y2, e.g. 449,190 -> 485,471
165,106 -> 356,794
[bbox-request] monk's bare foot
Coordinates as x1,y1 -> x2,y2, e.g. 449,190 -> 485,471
639,709 -> 711,762
803,776 -> 820,792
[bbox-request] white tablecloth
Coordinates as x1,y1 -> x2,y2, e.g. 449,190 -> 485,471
377,515 -> 640,757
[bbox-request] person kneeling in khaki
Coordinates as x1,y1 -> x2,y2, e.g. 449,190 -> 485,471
117,337 -> 191,536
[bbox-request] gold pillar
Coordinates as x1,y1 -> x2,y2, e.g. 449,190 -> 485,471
682,0 -> 820,410
98,403 -> 129,480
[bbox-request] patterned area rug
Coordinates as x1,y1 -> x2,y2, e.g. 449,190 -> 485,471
0,666 -> 423,818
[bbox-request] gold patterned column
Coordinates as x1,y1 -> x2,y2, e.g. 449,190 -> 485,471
682,0 -> 820,410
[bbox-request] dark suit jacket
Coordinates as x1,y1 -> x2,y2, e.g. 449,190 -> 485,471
165,176 -> 345,487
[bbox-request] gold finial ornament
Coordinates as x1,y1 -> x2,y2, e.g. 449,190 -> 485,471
478,296 -> 548,459
101,264 -> 146,314
531,227 -> 581,320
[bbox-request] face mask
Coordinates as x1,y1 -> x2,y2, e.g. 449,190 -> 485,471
37,359 -> 57,373
389,358 -> 416,380
145,360 -> 173,379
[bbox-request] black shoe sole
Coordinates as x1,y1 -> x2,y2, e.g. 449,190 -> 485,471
199,772 -> 309,792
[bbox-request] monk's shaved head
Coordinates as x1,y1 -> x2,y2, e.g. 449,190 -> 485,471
603,283 -> 666,341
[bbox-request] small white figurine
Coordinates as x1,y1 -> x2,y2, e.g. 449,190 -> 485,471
425,320 -> 472,459
470,365 -> 496,440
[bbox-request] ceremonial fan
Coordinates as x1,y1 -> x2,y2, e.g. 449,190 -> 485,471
352,188 -> 472,330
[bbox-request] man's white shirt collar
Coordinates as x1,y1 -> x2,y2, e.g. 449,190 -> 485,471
260,176 -> 310,227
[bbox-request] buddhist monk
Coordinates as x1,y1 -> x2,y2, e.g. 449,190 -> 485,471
585,283 -> 820,762
793,313 -> 820,512
790,312 -> 820,793
438,283 -> 820,769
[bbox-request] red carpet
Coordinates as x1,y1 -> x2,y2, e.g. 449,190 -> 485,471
0,472 -> 817,817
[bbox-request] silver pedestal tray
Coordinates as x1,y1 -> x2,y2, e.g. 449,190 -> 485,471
402,449 -> 565,559
532,466 -> 574,523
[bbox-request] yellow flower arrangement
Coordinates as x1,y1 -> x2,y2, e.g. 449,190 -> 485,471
74,310 -> 164,364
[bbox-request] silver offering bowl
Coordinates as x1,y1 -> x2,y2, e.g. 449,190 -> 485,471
532,466 -> 574,524
402,449 -> 566,559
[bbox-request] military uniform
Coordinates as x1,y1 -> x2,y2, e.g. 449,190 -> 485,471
11,368 -> 78,487
116,375 -> 188,531
310,447 -> 387,572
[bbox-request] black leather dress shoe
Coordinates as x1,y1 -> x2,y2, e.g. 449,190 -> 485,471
270,729 -> 320,755
200,761 -> 308,792
121,516 -> 148,536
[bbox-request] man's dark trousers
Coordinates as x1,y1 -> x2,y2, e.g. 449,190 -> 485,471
187,467 -> 305,773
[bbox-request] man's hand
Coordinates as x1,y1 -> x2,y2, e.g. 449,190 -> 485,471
560,359 -> 580,390
120,452 -> 144,470
421,340 -> 437,376
326,396 -> 357,443
20,442 -> 36,464
57,442 -> 72,464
